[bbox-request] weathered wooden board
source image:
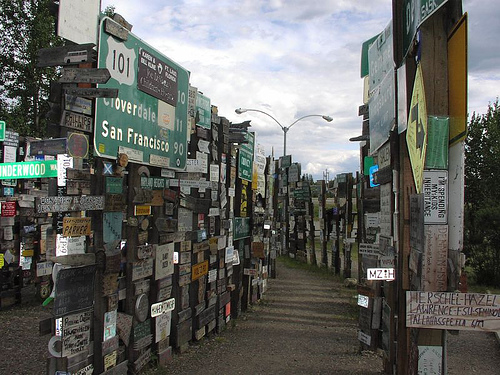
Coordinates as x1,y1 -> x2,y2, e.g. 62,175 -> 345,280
36,196 -> 104,213
59,68 -> 111,84
64,87 -> 118,98
406,291 -> 500,331
61,111 -> 93,133
421,225 -> 448,291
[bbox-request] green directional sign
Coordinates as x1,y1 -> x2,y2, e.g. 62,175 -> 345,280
402,0 -> 448,59
0,121 -> 5,141
0,160 -> 58,179
238,132 -> 254,182
95,17 -> 189,170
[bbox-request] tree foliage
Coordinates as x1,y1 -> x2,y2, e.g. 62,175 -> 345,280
464,99 -> 500,286
0,0 -> 61,137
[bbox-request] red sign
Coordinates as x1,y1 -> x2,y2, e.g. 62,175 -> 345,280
1,201 -> 16,217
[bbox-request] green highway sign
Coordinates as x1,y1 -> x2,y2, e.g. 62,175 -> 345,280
196,93 -> 211,129
238,132 -> 255,182
95,17 -> 189,170
0,160 -> 58,179
402,0 -> 448,59
0,121 -> 5,141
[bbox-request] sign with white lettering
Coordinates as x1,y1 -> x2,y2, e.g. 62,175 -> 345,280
95,17 -> 189,169
0,160 -> 58,179
406,291 -> 500,331
151,298 -> 175,317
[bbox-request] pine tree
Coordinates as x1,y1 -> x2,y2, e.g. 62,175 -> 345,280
0,0 -> 61,137
464,99 -> 500,285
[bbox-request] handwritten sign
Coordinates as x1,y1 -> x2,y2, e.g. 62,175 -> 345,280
132,259 -> 154,281
155,311 -> 172,343
62,217 -> 91,237
407,291 -> 500,331
367,268 -> 395,281
61,310 -> 92,357
54,265 -> 96,316
421,225 -> 448,291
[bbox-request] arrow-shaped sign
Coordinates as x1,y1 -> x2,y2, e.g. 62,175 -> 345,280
59,68 -> 111,84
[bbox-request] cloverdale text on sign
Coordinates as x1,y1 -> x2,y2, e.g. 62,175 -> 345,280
0,160 -> 58,179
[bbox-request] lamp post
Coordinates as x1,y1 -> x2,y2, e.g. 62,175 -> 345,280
235,108 -> 332,156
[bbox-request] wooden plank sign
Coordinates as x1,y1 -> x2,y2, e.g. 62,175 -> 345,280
36,196 -> 104,213
37,43 -> 95,67
421,225 -> 448,291
59,67 -> 111,84
407,291 -> 500,332
64,87 -> 118,98
62,217 -> 91,237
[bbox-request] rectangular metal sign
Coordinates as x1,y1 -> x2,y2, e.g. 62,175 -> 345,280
423,170 -> 448,224
0,161 -> 58,179
195,93 -> 211,129
61,111 -> 93,133
367,268 -> 395,281
95,17 -> 189,170
238,132 -> 254,181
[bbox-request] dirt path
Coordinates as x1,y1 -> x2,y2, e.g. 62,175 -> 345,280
156,258 -> 383,375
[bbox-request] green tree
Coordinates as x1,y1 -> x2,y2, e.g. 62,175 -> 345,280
464,99 -> 500,286
0,0 -> 61,137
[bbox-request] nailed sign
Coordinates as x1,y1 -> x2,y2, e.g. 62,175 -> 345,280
406,291 -> 500,332
95,17 -> 189,170
62,110 -> 100,132
36,196 -> 104,213
62,217 -> 91,237
423,170 -> 448,224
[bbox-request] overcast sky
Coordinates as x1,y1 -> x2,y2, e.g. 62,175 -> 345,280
100,0 -> 499,180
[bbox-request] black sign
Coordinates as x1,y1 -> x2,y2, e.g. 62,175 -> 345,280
54,265 -> 96,316
28,138 -> 67,156
59,67 -> 111,84
61,111 -> 93,133
137,47 -> 178,106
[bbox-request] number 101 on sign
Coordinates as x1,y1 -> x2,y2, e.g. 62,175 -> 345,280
367,268 -> 395,281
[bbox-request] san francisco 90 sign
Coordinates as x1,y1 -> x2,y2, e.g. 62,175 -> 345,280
94,17 -> 189,170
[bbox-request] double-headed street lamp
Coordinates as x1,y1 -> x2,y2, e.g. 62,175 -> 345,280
235,108 -> 333,156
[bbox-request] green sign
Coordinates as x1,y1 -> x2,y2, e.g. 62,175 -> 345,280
234,217 -> 250,240
195,93 -> 211,129
0,121 -> 5,142
0,161 -> 58,179
360,34 -> 379,78
402,0 -> 448,59
238,132 -> 254,182
95,17 -> 189,170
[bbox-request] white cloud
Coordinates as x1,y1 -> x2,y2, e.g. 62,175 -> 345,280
100,0 -> 499,180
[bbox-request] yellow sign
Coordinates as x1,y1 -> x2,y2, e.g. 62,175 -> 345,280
448,13 -> 468,145
62,217 -> 92,237
134,205 -> 152,216
0,254 -> 4,268
406,64 -> 428,194
192,260 -> 209,281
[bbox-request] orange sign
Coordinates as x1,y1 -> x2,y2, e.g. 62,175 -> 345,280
191,260 -> 209,281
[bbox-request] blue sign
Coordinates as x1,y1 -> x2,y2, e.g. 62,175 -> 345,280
369,165 -> 380,188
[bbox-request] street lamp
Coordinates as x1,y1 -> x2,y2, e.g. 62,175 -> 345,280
235,108 -> 333,156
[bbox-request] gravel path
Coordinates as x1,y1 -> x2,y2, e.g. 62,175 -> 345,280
1,258 -> 500,374
155,258 -> 383,375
